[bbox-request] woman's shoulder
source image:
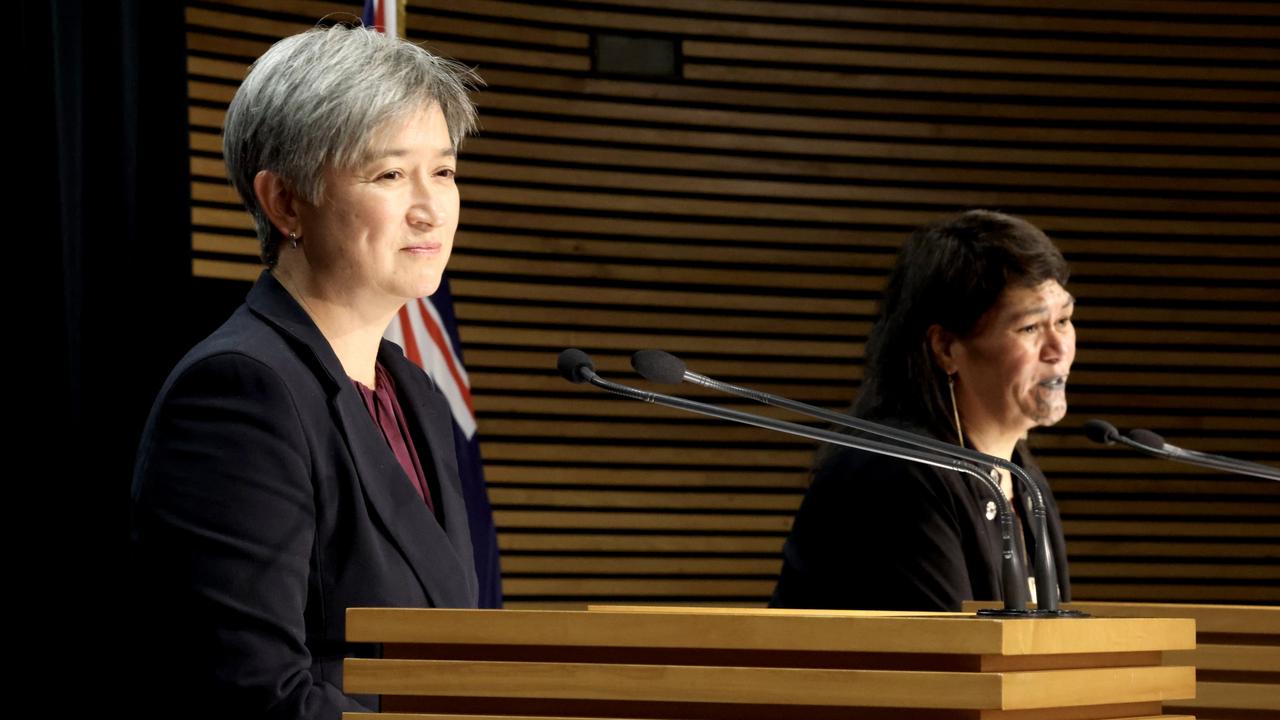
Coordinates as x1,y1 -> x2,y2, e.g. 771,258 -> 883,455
188,303 -> 294,362
811,443 -> 957,503
166,305 -> 308,385
814,421 -> 947,480
142,305 -> 323,431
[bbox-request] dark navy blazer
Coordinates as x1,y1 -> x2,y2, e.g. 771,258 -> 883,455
131,271 -> 477,719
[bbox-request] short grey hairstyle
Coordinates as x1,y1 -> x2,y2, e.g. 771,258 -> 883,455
223,24 -> 482,266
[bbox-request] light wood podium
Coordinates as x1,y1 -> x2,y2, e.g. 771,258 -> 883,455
344,605 -> 1195,719
965,601 -> 1280,720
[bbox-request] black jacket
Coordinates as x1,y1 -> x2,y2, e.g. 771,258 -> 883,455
771,441 -> 1070,612
131,271 -> 477,719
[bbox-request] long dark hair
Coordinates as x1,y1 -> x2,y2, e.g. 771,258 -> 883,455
852,210 -> 1070,443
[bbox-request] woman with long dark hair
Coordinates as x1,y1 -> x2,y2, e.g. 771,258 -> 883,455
772,210 -> 1075,611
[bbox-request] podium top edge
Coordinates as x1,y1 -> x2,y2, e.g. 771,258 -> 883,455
345,606 -> 1195,655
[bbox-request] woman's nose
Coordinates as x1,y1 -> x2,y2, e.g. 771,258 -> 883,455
1042,325 -> 1068,363
408,176 -> 446,228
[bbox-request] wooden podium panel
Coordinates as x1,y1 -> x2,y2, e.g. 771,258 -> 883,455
1022,602 -> 1279,720
345,606 -> 1194,719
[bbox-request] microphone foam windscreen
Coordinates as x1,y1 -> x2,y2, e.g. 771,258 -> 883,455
1128,428 -> 1167,449
631,349 -> 687,384
1082,419 -> 1120,445
557,348 -> 595,384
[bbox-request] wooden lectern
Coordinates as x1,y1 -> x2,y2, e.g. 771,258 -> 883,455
344,605 -> 1195,719
979,601 -> 1277,720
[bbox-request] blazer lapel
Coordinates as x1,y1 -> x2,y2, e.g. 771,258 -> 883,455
245,272 -> 477,608
329,371 -> 476,608
380,343 -> 479,604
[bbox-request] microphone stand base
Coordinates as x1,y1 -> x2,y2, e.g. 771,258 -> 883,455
976,608 -> 1092,619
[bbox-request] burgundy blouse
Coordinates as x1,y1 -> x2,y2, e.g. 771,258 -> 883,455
351,363 -> 434,512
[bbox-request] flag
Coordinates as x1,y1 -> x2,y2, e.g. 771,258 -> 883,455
361,0 -> 402,37
368,0 -> 503,608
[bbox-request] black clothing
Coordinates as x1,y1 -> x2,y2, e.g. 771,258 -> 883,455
131,272 -> 478,719
771,442 -> 1070,612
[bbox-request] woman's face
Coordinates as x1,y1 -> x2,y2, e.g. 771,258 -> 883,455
295,104 -> 458,311
950,279 -> 1076,439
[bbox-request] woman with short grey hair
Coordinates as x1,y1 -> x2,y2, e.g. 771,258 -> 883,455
223,24 -> 479,267
132,25 -> 483,719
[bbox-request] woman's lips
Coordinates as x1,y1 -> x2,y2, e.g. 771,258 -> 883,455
402,243 -> 442,255
1038,375 -> 1068,390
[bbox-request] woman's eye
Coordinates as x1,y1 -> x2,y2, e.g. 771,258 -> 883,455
379,170 -> 404,181
1057,316 -> 1073,327
436,167 -> 456,179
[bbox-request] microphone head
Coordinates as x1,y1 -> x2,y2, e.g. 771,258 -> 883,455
557,348 -> 596,384
631,349 -> 687,385
1082,419 -> 1121,445
1128,428 -> 1167,449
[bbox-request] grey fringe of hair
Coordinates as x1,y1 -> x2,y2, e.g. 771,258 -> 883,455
222,24 -> 482,267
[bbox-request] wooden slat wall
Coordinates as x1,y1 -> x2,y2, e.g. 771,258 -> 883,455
184,0 -> 1280,608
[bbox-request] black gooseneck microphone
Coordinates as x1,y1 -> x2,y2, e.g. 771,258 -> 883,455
631,348 -> 1073,615
1085,419 -> 1280,481
1133,428 -> 1280,479
1132,427 -> 1280,480
558,348 -> 1034,615
1081,419 -> 1124,446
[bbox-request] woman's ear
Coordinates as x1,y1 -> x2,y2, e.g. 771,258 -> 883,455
927,324 -> 959,375
253,169 -> 302,239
